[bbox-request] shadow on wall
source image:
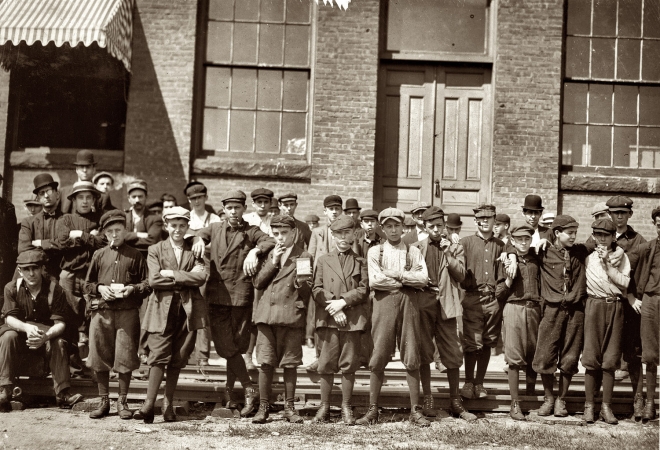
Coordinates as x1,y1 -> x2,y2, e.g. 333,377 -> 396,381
122,7 -> 188,209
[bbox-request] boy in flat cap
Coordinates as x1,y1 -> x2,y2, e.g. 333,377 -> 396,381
191,190 -> 275,417
23,198 -> 43,217
591,202 -> 610,221
92,172 -> 115,195
278,193 -> 312,250
251,215 -> 313,424
305,215 -> 320,230
412,206 -> 476,421
134,206 -> 209,423
124,180 -> 164,257
582,218 -> 631,424
495,223 -> 541,420
84,210 -> 151,420
357,207 -> 430,427
494,214 -> 511,245
311,215 -> 368,425
60,150 -> 114,214
0,250 -> 82,411
243,188 -> 275,236
353,209 -> 382,259
403,201 -> 430,245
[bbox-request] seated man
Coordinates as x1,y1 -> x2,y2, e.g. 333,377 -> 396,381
0,249 -> 82,411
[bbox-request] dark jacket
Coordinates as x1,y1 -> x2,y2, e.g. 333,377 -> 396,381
56,211 -> 105,273
18,209 -> 63,278
293,217 -> 312,249
0,197 -> 17,288
60,185 -> 114,214
633,239 -> 659,299
124,209 -> 164,255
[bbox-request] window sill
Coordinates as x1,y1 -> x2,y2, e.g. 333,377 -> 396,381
561,171 -> 660,194
192,156 -> 312,181
10,148 -> 124,171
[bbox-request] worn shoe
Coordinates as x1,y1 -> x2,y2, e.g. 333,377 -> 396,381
341,404 -> 355,425
117,395 -> 133,420
643,398 -> 656,421
449,397 -> 477,421
633,393 -> 645,420
356,404 -> 379,425
56,388 -> 83,409
252,401 -> 270,424
282,401 -> 304,423
240,386 -> 259,417
537,397 -> 554,416
510,400 -> 525,421
409,405 -> 431,427
614,370 -> 629,381
435,361 -> 448,373
243,353 -> 257,371
583,401 -> 595,423
306,338 -> 315,349
0,386 -> 10,412
224,388 -> 239,410
312,402 -> 330,423
421,394 -> 435,417
306,359 -> 319,373
89,395 -> 110,419
600,402 -> 618,424
554,397 -> 568,417
460,382 -> 475,400
162,397 -> 177,422
133,399 -> 155,424
474,384 -> 488,399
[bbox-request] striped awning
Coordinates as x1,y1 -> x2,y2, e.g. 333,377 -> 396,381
0,0 -> 134,71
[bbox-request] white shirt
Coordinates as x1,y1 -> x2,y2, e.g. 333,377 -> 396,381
170,238 -> 183,266
189,209 -> 221,231
131,209 -> 143,232
243,211 -> 272,236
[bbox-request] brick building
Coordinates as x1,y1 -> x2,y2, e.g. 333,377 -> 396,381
1,0 -> 659,240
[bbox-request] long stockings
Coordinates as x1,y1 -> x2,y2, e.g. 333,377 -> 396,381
647,364 -> 658,402
226,352 -> 252,389
319,373 -> 356,406
420,364 -> 432,396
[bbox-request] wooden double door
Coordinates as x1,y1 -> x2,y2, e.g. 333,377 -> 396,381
374,63 -> 492,234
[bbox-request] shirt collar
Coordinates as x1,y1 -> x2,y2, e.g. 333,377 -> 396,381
169,238 -> 184,250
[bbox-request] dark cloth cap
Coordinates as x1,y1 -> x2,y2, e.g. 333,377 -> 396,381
92,171 -> 114,185
251,188 -> 274,201
67,181 -> 100,200
324,195 -> 342,208
495,214 -> 510,224
446,213 -> 462,227
147,200 -> 164,210
410,201 -> 430,214
420,206 -> 445,222
100,209 -> 126,229
551,214 -> 579,230
509,223 -> 534,237
591,218 -> 616,233
403,216 -> 416,226
474,204 -> 496,218
271,214 -> 295,228
24,198 -> 41,206
127,179 -> 148,194
73,149 -> 96,166
330,215 -> 355,232
17,249 -> 48,267
221,190 -> 247,204
277,192 -> 298,202
522,194 -> 544,211
184,181 -> 207,198
379,207 -> 405,224
344,198 -> 361,211
606,195 -> 634,212
652,207 -> 660,221
304,214 -> 320,223
360,209 -> 378,220
32,173 -> 59,194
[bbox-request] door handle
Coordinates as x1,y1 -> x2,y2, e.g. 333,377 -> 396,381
434,179 -> 440,198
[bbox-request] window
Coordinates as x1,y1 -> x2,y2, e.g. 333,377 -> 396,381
201,0 -> 312,158
562,0 -> 660,169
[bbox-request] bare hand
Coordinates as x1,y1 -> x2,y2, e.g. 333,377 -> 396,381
69,230 -> 83,239
31,240 -> 42,248
505,258 -> 517,279
243,248 -> 260,277
629,297 -> 642,314
608,246 -> 624,268
596,245 -> 608,260
120,285 -> 135,297
90,229 -> 99,236
439,237 -> 451,250
451,233 -> 460,245
272,243 -> 286,265
325,298 -> 347,316
98,285 -> 116,301
499,252 -> 508,264
191,237 -> 205,258
27,332 -> 47,349
24,324 -> 43,340
535,238 -> 549,253
160,270 -> 174,278
137,232 -> 149,239
333,311 -> 347,327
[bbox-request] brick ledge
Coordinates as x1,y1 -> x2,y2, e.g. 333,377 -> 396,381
10,148 -> 124,171
561,173 -> 660,194
192,157 -> 312,181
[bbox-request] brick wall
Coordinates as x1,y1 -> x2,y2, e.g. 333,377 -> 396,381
492,0 -> 564,217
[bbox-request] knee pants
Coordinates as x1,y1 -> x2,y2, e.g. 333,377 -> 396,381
532,301 -> 584,375
581,297 -> 623,372
417,290 -> 463,368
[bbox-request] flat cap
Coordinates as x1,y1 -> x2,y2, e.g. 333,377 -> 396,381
127,179 -> 148,194
606,195 -> 633,212
324,195 -> 342,208
403,216 -> 416,226
474,204 -> 496,218
67,181 -> 99,200
344,198 -> 361,211
277,192 -> 298,203
591,202 -> 609,217
17,249 -> 47,267
510,223 -> 534,237
221,190 -> 247,204
92,171 -> 114,185
304,214 -> 320,223
420,206 -> 445,222
32,173 -> 59,194
184,181 -> 207,198
495,214 -> 510,224
591,218 -> 616,233
100,209 -> 126,229
163,206 -> 190,221
360,209 -> 379,220
379,207 -> 405,224
251,188 -> 274,201
522,194 -> 544,211
271,214 -> 296,228
541,212 -> 556,225
551,214 -> 579,230
147,200 -> 164,210
652,207 -> 660,221
446,213 -> 462,227
24,197 -> 41,206
410,201 -> 430,214
330,215 -> 355,232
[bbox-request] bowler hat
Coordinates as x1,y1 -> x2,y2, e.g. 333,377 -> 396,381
652,207 -> 660,221
16,249 -> 47,267
330,215 -> 355,232
100,209 -> 126,229
446,213 -> 462,227
67,181 -> 99,200
73,149 -> 97,166
344,198 -> 361,211
32,173 -> 59,194
522,195 -> 544,211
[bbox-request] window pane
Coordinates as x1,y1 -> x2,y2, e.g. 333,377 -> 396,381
613,126 -> 637,166
231,68 -> 257,109
203,108 -> 229,151
261,0 -> 285,22
562,124 -> 587,165
593,0 -> 617,36
257,70 -> 282,110
235,0 -> 258,21
281,112 -> 307,154
229,110 -> 255,151
618,0 -> 642,37
256,111 -> 281,153
233,23 -> 258,64
284,25 -> 310,66
640,86 -> 660,126
613,85 -> 638,125
639,128 -> 660,168
286,0 -> 311,24
566,37 -> 590,78
591,38 -> 616,79
642,40 -> 660,82
644,0 -> 660,38
206,22 -> 232,63
259,24 -> 284,65
205,67 -> 231,108
566,0 -> 591,35
563,82 -> 588,123
617,39 -> 641,80
588,126 -> 612,166
209,0 -> 233,21
283,70 -> 308,111
589,84 -> 612,124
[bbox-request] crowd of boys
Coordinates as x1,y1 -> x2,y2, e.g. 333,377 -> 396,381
0,149 -> 657,427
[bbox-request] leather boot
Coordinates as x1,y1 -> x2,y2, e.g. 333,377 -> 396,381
56,388 -> 83,409
117,395 -> 133,420
89,395 -> 110,419
583,401 -> 595,423
510,400 -> 525,421
341,404 -> 355,425
537,397 -> 554,416
224,388 -> 239,410
599,402 -> 618,424
409,405 -> 431,427
162,397 -> 176,422
643,398 -> 656,421
449,397 -> 477,421
421,394 -> 435,417
133,399 -> 155,424
0,386 -> 11,412
633,393 -> 645,420
312,402 -> 330,423
282,401 -> 304,423
554,397 -> 568,417
240,386 -> 259,417
252,400 -> 269,424
355,404 -> 379,425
